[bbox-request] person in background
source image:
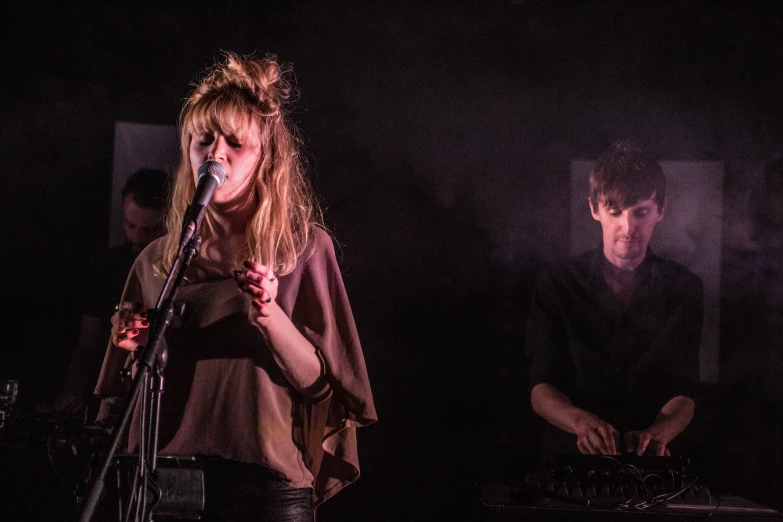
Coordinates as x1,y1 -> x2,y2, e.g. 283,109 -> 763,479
53,167 -> 169,421
524,139 -> 704,464
93,51 -> 377,521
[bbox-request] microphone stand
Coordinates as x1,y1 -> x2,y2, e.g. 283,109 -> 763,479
76,230 -> 203,522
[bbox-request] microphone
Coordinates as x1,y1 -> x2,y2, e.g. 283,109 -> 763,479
179,161 -> 226,248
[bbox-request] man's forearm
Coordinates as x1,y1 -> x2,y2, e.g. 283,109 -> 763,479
531,383 -> 589,434
649,395 -> 695,444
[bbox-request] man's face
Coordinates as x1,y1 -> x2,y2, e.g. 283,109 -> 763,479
122,195 -> 165,254
590,194 -> 665,270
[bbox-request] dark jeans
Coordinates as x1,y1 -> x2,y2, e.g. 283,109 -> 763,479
199,458 -> 314,522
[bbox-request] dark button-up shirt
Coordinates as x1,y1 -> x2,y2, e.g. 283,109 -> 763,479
525,246 -> 703,457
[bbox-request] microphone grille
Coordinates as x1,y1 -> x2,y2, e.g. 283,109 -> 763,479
198,161 -> 227,186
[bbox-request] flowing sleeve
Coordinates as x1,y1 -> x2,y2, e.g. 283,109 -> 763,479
289,228 -> 378,507
92,243 -> 156,430
92,293 -> 137,428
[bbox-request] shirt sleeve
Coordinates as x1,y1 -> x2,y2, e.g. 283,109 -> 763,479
642,270 -> 704,404
524,266 -> 573,394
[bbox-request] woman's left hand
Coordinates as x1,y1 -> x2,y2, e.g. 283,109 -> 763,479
234,260 -> 278,317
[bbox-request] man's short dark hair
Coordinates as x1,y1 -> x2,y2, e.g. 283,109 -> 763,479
589,140 -> 666,213
122,168 -> 169,211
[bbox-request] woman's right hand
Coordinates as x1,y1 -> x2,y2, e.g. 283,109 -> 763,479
111,302 -> 150,352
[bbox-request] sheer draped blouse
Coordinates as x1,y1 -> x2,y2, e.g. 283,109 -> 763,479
94,227 -> 377,506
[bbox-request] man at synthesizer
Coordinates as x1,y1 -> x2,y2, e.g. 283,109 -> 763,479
524,139 -> 704,465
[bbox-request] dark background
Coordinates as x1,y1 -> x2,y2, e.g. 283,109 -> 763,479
2,2 -> 783,521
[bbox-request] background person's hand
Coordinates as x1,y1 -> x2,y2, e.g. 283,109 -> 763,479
623,430 -> 671,456
574,412 -> 621,455
52,392 -> 85,417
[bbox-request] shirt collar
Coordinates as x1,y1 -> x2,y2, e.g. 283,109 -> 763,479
590,243 -> 658,287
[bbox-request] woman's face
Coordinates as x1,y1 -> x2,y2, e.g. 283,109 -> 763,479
189,119 -> 262,205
